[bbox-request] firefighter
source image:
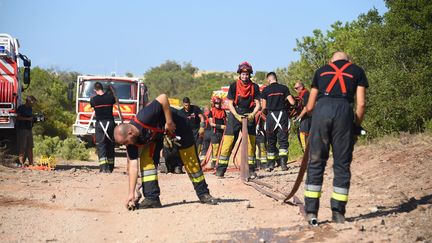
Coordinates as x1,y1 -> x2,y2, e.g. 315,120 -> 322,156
304,52 -> 368,224
261,72 -> 295,171
114,94 -> 217,208
16,95 -> 37,166
178,97 -> 205,150
208,97 -> 226,169
216,62 -> 261,179
255,110 -> 267,170
90,82 -> 116,173
199,106 -> 212,160
294,81 -> 311,151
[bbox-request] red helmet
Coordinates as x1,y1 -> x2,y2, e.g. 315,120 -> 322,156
237,61 -> 253,74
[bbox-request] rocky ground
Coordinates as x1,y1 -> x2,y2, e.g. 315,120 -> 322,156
0,133 -> 431,242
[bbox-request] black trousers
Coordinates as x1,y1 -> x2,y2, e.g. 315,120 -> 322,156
200,129 -> 212,156
95,119 -> 115,167
266,110 -> 289,160
304,98 -> 354,215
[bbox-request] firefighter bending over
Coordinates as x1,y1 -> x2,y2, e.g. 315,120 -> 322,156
305,51 -> 368,224
114,94 -> 217,208
216,62 -> 261,179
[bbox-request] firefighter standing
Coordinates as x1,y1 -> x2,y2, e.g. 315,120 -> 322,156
261,72 -> 295,171
255,110 -> 267,170
208,97 -> 226,169
304,52 -> 368,224
90,82 -> 116,173
199,106 -> 212,160
178,97 -> 205,149
114,94 -> 217,208
294,82 -> 311,151
216,62 -> 261,179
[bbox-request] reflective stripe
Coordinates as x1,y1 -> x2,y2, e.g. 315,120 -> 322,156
142,174 -> 158,182
99,158 -> 108,165
142,169 -> 157,176
107,158 -> 115,164
190,174 -> 205,183
267,153 -> 276,160
334,187 -> 349,195
332,192 -> 348,202
306,184 -> 322,192
218,159 -> 229,165
279,149 -> 288,156
248,156 -> 255,161
304,190 -> 321,198
189,171 -> 203,179
219,155 -> 229,161
260,158 -> 268,163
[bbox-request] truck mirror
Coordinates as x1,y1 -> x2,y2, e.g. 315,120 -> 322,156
67,82 -> 75,101
23,67 -> 31,85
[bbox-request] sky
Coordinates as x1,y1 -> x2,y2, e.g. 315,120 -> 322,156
1,0 -> 387,76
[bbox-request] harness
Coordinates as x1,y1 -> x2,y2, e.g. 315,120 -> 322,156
132,117 -> 167,143
320,62 -> 353,96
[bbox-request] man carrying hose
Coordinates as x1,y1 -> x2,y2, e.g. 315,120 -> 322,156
114,94 -> 217,209
216,62 -> 261,179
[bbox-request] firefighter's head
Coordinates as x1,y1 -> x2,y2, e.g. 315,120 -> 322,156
266,72 -> 278,84
114,123 -> 139,145
294,81 -> 305,94
183,97 -> 191,111
237,62 -> 253,82
94,82 -> 104,95
26,95 -> 37,106
213,97 -> 222,109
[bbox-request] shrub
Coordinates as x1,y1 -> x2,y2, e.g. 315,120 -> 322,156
34,135 -> 90,161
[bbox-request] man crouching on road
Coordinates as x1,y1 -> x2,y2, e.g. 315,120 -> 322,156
114,94 -> 218,209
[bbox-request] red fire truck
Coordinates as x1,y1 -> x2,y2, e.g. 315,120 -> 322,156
72,75 -> 148,145
0,33 -> 32,152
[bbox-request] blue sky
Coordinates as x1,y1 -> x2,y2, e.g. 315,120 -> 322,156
1,0 -> 387,76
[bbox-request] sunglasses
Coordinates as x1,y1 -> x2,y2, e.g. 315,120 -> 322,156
294,86 -> 301,90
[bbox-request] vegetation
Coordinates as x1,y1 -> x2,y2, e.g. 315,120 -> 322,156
33,136 -> 90,161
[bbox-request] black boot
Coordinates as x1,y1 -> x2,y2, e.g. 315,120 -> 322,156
100,164 -> 109,173
199,193 -> 218,205
249,165 -> 257,179
108,164 -> 114,173
174,166 -> 185,174
332,211 -> 345,223
280,156 -> 288,171
266,160 -> 275,172
140,197 -> 162,209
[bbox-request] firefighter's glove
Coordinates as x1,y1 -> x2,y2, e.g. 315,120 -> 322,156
163,135 -> 181,149
198,127 -> 205,137
246,113 -> 255,123
233,113 -> 244,122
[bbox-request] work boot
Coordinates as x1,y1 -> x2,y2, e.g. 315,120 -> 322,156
199,193 -> 218,205
140,197 -> 162,209
307,213 -> 318,226
108,164 -> 114,173
266,160 -> 275,172
249,166 -> 257,180
280,156 -> 289,171
174,166 -> 185,174
210,161 -> 216,169
99,164 -> 109,173
215,169 -> 225,178
332,211 -> 346,224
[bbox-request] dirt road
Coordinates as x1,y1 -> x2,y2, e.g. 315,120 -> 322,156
1,133 -> 431,242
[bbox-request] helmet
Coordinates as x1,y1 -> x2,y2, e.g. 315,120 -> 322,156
237,61 -> 253,74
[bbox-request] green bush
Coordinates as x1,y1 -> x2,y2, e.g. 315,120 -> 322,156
425,119 -> 432,134
34,135 -> 90,161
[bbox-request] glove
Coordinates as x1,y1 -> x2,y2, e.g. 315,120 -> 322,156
233,113 -> 244,122
198,127 -> 205,137
163,135 -> 181,149
221,125 -> 226,130
246,113 -> 255,123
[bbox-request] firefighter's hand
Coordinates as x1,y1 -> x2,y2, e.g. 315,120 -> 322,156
165,121 -> 176,134
294,117 -> 301,123
210,122 -> 216,127
125,193 -> 136,210
198,127 -> 205,137
246,113 -> 255,123
233,113 -> 244,122
221,125 -> 226,130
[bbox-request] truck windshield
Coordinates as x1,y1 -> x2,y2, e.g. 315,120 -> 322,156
79,80 -> 134,99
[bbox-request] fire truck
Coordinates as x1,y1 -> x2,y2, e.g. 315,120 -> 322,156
0,33 -> 32,152
72,75 -> 149,145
